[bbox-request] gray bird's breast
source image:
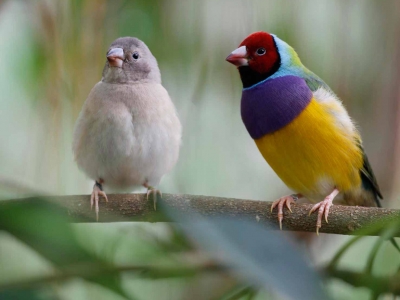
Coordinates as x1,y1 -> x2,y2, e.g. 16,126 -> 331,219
73,82 -> 182,190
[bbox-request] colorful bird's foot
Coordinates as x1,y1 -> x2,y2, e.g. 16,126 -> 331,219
90,181 -> 108,221
309,188 -> 339,235
271,193 -> 302,230
146,186 -> 162,211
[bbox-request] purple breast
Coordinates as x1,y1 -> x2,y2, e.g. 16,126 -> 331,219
241,75 -> 312,139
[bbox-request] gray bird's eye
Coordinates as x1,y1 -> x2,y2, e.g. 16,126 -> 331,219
256,48 -> 266,56
132,52 -> 139,60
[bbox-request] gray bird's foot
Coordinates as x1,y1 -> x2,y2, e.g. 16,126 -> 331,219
271,193 -> 301,230
309,188 -> 339,235
91,181 -> 108,221
145,186 -> 162,211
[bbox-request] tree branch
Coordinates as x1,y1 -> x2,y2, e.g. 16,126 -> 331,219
1,194 -> 400,236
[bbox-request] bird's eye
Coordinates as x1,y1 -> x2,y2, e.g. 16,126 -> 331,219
256,48 -> 266,56
132,52 -> 139,60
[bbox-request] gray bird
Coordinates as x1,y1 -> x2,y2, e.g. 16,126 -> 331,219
73,37 -> 182,220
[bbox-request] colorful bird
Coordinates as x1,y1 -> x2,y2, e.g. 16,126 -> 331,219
226,31 -> 383,233
73,37 -> 182,220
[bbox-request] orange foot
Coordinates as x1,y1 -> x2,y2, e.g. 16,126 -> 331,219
271,193 -> 302,230
91,181 -> 108,221
309,188 -> 339,235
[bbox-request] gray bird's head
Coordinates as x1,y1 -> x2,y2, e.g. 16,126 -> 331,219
102,37 -> 161,84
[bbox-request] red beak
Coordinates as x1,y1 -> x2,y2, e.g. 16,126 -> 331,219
226,46 -> 248,67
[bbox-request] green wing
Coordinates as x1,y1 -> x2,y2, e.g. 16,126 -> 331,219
301,68 -> 333,93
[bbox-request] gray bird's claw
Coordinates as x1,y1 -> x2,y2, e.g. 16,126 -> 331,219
91,181 -> 108,221
146,187 -> 162,210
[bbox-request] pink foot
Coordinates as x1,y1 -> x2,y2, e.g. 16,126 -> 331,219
143,183 -> 162,211
90,181 -> 108,221
309,188 -> 339,235
271,194 -> 302,230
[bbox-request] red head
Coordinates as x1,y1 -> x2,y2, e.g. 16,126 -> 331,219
226,31 -> 280,88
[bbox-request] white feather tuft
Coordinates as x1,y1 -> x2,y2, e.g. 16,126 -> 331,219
313,87 -> 358,138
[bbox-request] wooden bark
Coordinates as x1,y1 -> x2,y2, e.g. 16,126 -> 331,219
2,194 -> 400,236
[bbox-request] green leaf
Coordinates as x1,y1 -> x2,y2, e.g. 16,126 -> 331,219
162,203 -> 327,300
0,198 -> 129,299
0,289 -> 44,300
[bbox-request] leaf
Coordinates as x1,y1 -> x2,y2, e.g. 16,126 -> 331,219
217,285 -> 255,300
328,218 -> 400,269
0,198 -> 129,299
162,203 -> 327,300
0,289 -> 44,300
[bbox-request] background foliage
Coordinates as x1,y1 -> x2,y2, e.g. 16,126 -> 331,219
1,1 -> 400,299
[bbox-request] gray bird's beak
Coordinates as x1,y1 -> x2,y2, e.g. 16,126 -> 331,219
226,46 -> 248,67
107,48 -> 125,68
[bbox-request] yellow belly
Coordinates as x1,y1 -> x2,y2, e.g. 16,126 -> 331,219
255,98 -> 363,200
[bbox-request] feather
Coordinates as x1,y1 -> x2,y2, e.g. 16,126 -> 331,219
359,144 -> 383,200
229,31 -> 394,235
271,35 -> 333,93
238,33 -> 383,207
254,97 -> 364,201
312,86 -> 383,205
302,70 -> 332,93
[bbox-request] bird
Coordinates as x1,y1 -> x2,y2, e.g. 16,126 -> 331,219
73,37 -> 182,220
226,31 -> 383,234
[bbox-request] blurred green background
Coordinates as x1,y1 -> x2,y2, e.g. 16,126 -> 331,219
1,0 -> 400,299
